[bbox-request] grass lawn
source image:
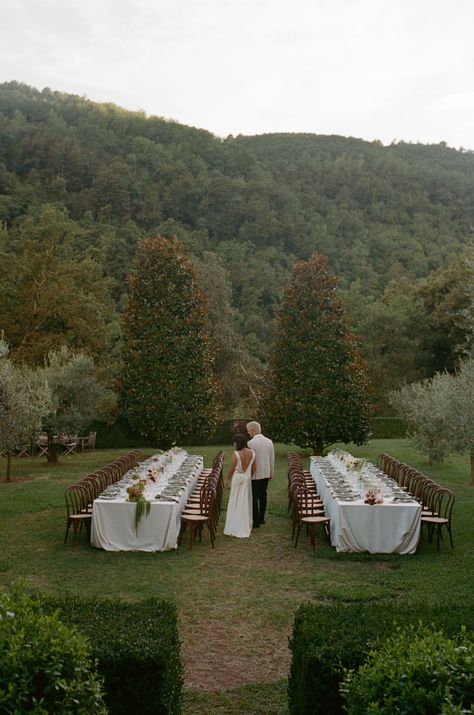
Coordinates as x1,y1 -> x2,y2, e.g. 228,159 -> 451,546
1,439 -> 473,715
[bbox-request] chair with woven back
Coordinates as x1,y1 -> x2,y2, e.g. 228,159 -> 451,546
64,485 -> 93,544
293,486 -> 330,551
421,488 -> 455,551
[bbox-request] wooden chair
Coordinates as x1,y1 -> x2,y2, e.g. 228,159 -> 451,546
36,433 -> 48,457
293,486 -> 330,551
64,485 -> 93,544
16,444 -> 31,457
63,434 -> 79,456
179,486 -> 217,549
421,488 -> 455,552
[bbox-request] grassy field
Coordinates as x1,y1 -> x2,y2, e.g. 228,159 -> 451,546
1,439 -> 473,715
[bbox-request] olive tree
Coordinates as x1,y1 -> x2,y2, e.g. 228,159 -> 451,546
448,357 -> 474,485
0,340 -> 50,481
40,346 -> 113,464
389,371 -> 454,465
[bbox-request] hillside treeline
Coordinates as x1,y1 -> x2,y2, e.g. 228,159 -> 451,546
0,81 -> 473,414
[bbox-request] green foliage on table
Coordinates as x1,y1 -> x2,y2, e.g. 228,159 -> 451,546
259,253 -> 373,454
120,235 -> 221,448
42,594 -> 183,715
340,623 -> 474,714
288,601 -> 474,715
0,583 -> 107,714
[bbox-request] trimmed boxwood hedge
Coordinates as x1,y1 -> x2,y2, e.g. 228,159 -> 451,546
288,600 -> 474,715
42,595 -> 183,715
89,416 -> 406,449
370,416 -> 407,439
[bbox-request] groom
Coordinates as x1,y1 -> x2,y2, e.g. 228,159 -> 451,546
247,421 -> 274,528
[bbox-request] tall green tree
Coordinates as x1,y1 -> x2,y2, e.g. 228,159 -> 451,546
120,235 -> 220,448
259,253 -> 372,454
0,205 -> 117,365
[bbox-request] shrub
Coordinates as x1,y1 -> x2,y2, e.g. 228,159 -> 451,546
340,623 -> 474,714
0,584 -> 107,714
288,600 -> 474,715
43,594 -> 183,715
369,416 -> 407,439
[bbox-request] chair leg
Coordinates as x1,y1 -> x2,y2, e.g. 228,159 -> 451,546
178,521 -> 187,545
188,523 -> 198,550
448,525 -> 454,548
294,521 -> 302,548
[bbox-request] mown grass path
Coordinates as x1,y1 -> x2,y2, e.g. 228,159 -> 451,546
1,440 -> 473,714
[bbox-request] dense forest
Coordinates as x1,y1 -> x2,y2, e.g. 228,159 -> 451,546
0,81 -> 473,415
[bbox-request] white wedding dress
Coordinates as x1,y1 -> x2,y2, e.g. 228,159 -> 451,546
224,450 -> 254,538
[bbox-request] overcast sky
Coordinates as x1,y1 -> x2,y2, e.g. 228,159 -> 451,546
1,0 -> 473,149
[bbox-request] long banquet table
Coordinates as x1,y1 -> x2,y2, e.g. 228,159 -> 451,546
91,451 -> 203,552
310,454 -> 421,554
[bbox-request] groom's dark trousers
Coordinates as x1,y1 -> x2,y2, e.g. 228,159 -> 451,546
252,478 -> 269,526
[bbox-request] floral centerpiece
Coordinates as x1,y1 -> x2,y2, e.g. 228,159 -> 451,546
127,477 -> 151,532
364,489 -> 384,505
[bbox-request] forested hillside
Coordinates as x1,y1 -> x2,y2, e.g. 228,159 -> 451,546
1,81 -> 473,414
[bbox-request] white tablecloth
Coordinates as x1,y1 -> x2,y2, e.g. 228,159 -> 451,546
91,455 -> 203,552
310,458 -> 421,554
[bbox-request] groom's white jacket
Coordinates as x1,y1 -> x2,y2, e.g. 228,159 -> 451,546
247,434 -> 274,480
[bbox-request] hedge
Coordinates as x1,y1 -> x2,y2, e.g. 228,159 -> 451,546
288,600 -> 474,715
43,595 -> 183,715
88,417 -> 242,449
89,416 -> 406,449
0,585 -> 107,714
369,416 -> 407,439
340,622 -> 474,714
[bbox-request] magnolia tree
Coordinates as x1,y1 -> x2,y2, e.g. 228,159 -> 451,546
259,253 -> 373,454
39,346 -> 113,464
0,340 -> 50,481
389,372 -> 454,465
121,236 -> 220,449
448,358 -> 474,485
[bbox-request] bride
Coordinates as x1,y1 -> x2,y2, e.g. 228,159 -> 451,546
224,433 -> 255,538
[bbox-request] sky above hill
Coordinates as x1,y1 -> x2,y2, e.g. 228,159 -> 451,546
1,0 -> 473,150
